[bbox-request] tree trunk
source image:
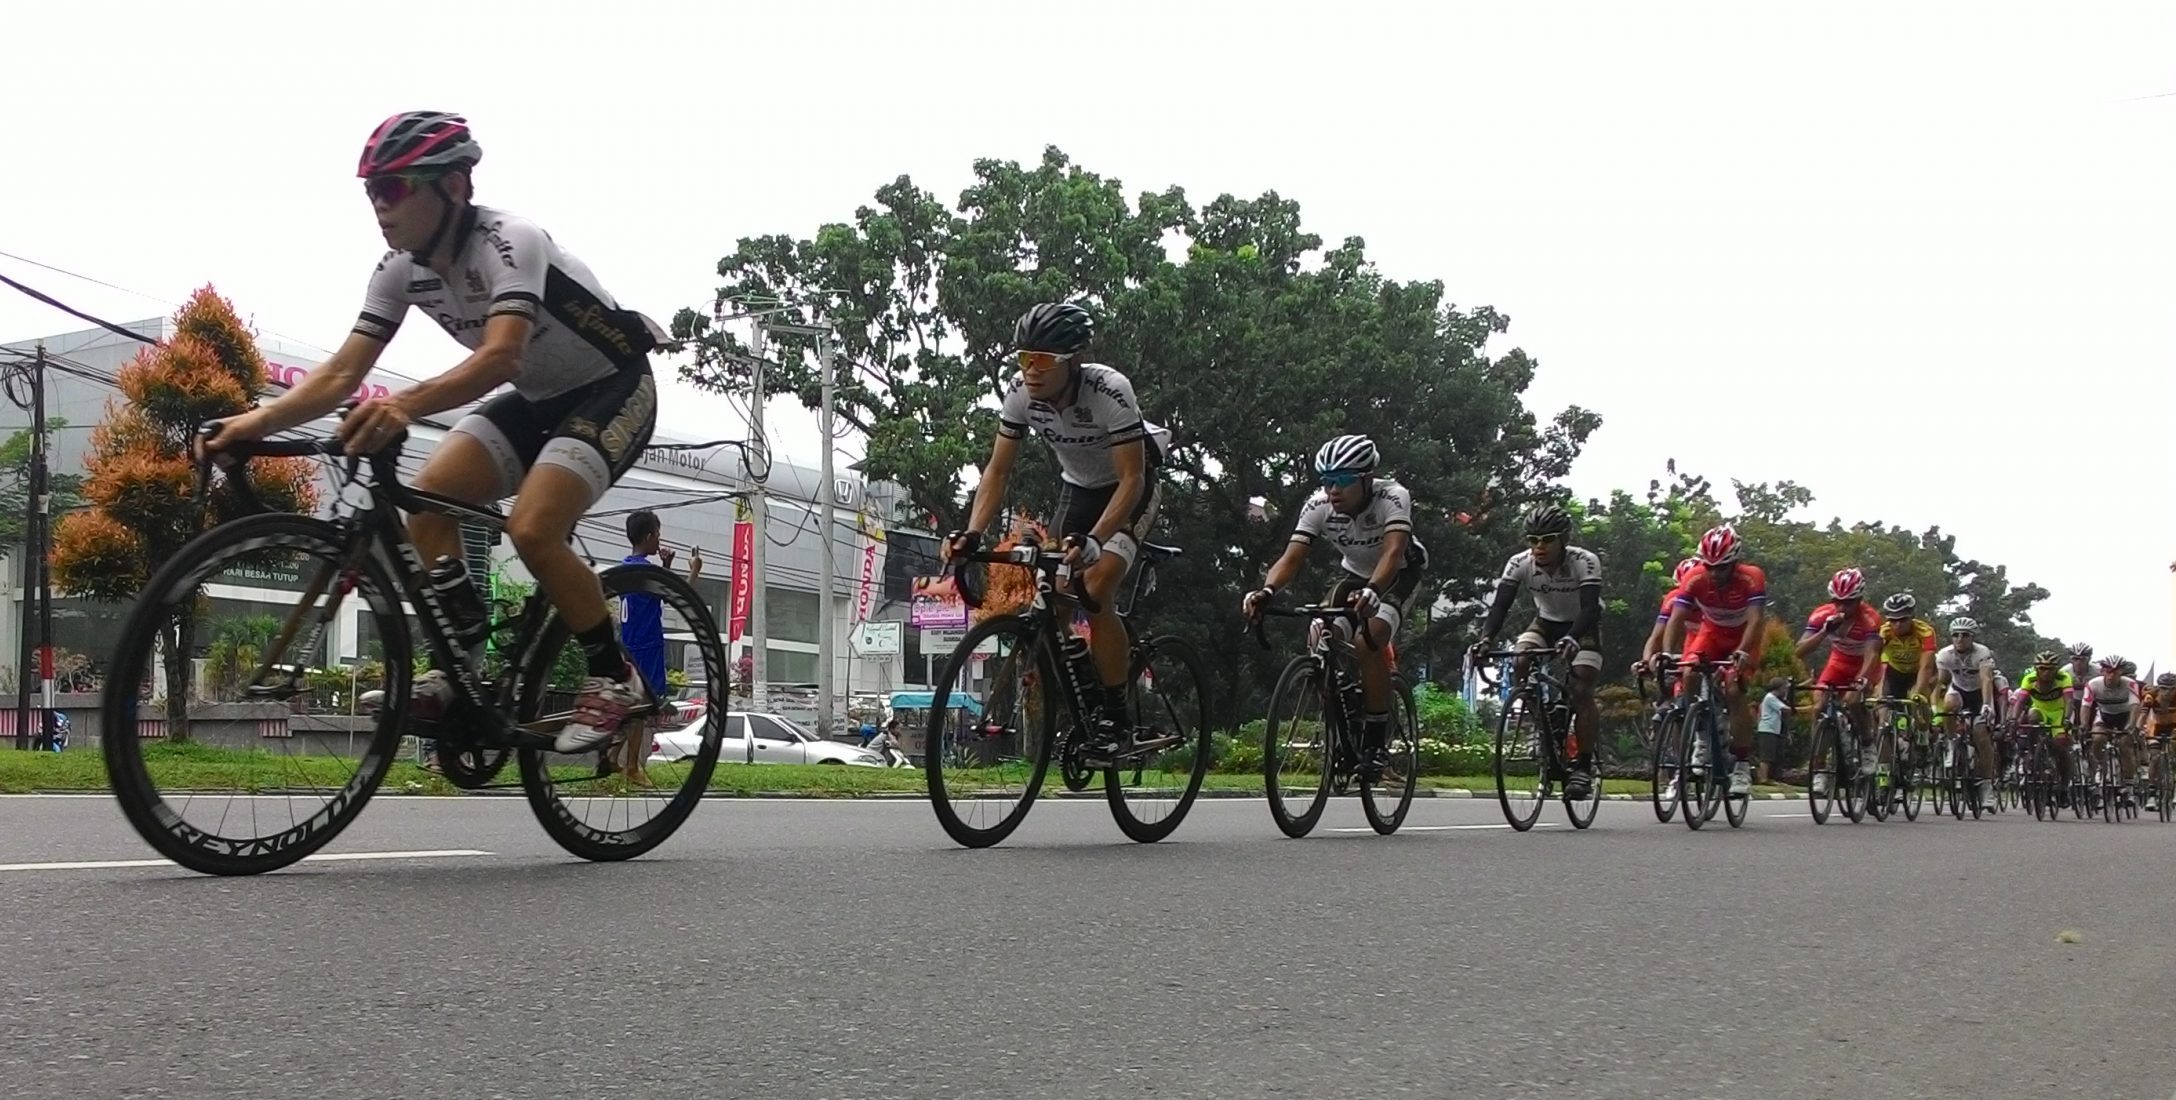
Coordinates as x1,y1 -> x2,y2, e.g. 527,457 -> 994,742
162,614 -> 194,743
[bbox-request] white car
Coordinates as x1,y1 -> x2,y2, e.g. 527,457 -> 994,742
648,711 -> 887,767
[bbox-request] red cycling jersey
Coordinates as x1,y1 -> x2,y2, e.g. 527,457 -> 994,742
1657,587 -> 1706,632
1673,563 -> 1768,661
1805,600 -> 1882,686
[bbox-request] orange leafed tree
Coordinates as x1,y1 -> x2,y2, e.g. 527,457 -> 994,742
974,513 -> 1050,624
52,286 -> 319,726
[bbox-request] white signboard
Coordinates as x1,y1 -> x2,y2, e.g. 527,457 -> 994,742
853,621 -> 903,656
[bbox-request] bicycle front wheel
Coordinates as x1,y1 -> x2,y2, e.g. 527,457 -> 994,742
101,513 -> 410,876
1361,673 -> 1421,835
1807,717 -> 1839,825
1650,712 -> 1682,824
1263,657 -> 1333,838
925,616 -> 1058,848
514,563 -> 726,862
1106,635 -> 1213,844
1494,689 -> 1547,831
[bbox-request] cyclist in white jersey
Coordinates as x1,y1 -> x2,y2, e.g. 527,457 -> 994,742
946,303 -> 1168,762
1934,617 -> 2000,812
2081,654 -> 2142,797
201,111 -> 661,753
1242,434 -> 1429,780
1469,505 -> 1605,798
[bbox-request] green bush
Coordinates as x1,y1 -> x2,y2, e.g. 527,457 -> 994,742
1415,683 -> 1491,746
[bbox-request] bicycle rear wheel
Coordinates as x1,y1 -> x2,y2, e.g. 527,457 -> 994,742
1106,635 -> 1213,843
1649,712 -> 1681,823
514,563 -> 725,861
1494,688 -> 1548,831
924,615 -> 1059,848
1361,674 -> 1421,835
1263,657 -> 1333,838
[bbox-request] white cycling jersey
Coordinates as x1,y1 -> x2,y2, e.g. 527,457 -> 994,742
1935,643 -> 1995,692
997,364 -> 1171,489
1290,479 -> 1429,576
354,205 -> 656,401
2084,675 -> 2138,718
1496,546 -> 1603,624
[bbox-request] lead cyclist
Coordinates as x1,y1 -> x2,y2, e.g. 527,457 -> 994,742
200,110 -> 664,753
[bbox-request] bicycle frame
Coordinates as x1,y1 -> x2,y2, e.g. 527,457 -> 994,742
206,434 -> 620,750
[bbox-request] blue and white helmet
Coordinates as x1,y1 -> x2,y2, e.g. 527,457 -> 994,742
1313,434 -> 1378,476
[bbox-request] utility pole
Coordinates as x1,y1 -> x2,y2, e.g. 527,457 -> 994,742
759,320 -> 838,738
815,328 -> 837,739
745,321 -> 769,725
12,343 -> 46,750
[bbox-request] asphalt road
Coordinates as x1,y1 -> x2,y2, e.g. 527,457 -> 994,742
4,791 -> 2174,1100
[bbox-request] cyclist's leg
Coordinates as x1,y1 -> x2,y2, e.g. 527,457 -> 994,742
1348,568 -> 1420,776
1068,481 -> 1157,740
503,370 -> 657,750
408,428 -> 521,566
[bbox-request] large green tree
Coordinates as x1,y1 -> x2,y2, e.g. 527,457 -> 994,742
675,147 -> 1599,721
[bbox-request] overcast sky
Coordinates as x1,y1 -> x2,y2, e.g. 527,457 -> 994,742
5,1 -> 2171,659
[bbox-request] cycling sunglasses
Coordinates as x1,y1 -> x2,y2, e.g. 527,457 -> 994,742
1015,350 -> 1065,372
364,173 -> 435,206
1320,471 -> 1364,489
1525,533 -> 1562,547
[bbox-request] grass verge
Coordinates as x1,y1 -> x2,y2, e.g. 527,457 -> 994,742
0,746 -> 1797,799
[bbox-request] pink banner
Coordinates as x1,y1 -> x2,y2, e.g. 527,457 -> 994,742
728,521 -> 753,643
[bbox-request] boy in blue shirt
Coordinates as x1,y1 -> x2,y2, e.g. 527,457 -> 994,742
620,510 -> 702,781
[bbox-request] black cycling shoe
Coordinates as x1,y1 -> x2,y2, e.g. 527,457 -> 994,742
1563,766 -> 1594,801
1077,716 -> 1134,768
1357,747 -> 1390,785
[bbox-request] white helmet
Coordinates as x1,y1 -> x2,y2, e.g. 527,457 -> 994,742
1313,434 -> 1378,476
1948,617 -> 1979,635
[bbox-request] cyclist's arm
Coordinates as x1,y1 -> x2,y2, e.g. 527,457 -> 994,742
249,331 -> 388,435
1793,624 -> 1825,660
1570,582 -> 1601,640
392,314 -> 530,419
962,432 -> 1022,535
1735,605 -> 1766,663
1085,438 -> 1146,546
1364,529 -> 1410,591
1655,601 -> 1691,657
1642,615 -> 1670,661
1257,540 -> 1311,594
1914,644 -> 1937,698
1477,577 -> 1520,643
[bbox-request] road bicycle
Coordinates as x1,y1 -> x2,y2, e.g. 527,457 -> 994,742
922,534 -> 1211,848
100,425 -> 723,876
1483,646 -> 1602,831
1254,602 -> 1419,837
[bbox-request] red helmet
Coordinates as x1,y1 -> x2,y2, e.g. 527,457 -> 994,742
358,111 -> 482,178
1828,568 -> 1866,601
1697,525 -> 1741,566
1673,557 -> 1701,585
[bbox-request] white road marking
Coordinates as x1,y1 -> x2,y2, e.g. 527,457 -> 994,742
1762,812 -> 1811,818
0,848 -> 493,872
1327,822 -> 1562,833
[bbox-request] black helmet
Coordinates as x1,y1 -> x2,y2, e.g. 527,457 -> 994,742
1012,303 -> 1094,354
1524,504 -> 1573,539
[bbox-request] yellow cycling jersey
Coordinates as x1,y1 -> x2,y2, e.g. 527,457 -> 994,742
2020,667 -> 2074,701
1875,618 -> 1935,673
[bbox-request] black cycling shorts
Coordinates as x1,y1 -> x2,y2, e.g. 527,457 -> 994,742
1881,666 -> 1918,702
1327,567 -> 1425,638
452,365 -> 657,503
1053,478 -> 1161,569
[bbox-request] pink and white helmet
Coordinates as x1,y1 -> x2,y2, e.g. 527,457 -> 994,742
1697,525 -> 1741,566
1828,568 -> 1866,601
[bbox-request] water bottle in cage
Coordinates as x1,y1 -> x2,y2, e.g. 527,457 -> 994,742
425,556 -> 492,669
